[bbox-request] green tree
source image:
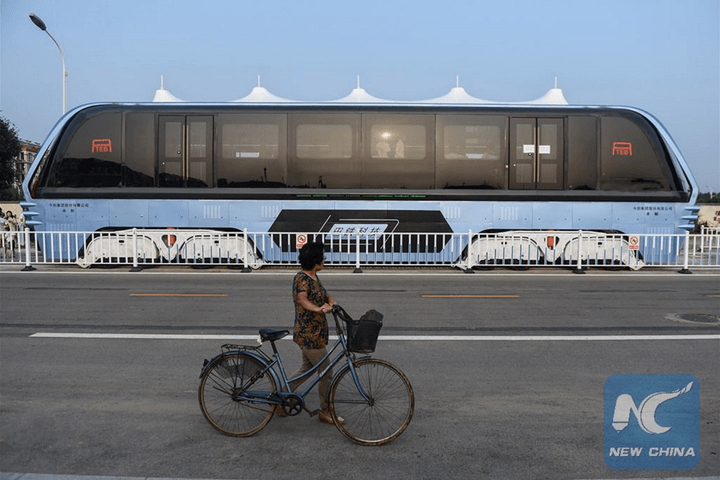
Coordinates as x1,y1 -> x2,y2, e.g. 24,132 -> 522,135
0,117 -> 21,195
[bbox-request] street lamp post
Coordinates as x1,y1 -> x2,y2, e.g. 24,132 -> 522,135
29,13 -> 67,115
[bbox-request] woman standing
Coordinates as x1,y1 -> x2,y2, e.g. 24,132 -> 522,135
288,241 -> 344,425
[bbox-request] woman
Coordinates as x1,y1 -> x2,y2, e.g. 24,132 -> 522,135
288,240 -> 344,425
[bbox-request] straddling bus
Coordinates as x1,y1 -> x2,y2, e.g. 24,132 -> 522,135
20,94 -> 699,269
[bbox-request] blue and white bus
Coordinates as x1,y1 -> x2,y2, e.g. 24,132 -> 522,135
21,102 -> 699,268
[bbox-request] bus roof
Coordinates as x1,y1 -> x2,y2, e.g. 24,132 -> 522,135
153,77 -> 570,105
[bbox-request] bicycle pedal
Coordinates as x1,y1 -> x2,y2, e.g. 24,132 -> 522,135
309,409 -> 321,417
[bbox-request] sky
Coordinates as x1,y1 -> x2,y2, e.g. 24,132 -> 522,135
1,0 -> 718,191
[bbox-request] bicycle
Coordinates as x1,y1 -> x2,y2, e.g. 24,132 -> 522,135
198,305 -> 414,446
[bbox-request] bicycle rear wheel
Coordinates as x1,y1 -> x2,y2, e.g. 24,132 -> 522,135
198,352 -> 277,437
328,358 -> 414,445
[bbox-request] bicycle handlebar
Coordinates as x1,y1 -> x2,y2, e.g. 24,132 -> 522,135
330,304 -> 353,336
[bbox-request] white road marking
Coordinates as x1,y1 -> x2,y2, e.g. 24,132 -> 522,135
29,333 -> 720,341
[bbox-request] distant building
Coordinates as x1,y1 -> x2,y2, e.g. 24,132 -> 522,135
13,140 -> 40,192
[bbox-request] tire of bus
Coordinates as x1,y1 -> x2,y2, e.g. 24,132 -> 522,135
328,357 -> 414,446
198,352 -> 277,437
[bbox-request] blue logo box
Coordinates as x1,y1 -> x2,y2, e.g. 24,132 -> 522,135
604,374 -> 699,470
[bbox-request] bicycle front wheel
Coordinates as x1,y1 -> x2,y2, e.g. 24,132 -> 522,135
328,358 -> 414,445
198,352 -> 277,437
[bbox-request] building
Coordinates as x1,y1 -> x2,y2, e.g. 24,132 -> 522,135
14,139 -> 40,192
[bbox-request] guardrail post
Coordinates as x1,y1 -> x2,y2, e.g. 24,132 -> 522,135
354,234 -> 362,273
573,230 -> 586,274
678,230 -> 692,274
242,229 -> 251,272
21,228 -> 35,271
464,230 -> 475,273
130,228 -> 142,272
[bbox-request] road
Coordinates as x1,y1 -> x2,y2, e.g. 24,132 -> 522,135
1,267 -> 718,479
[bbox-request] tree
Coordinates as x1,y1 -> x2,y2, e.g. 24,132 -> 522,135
0,117 -> 21,195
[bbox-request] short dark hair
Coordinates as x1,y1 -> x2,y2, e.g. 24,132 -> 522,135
298,241 -> 325,270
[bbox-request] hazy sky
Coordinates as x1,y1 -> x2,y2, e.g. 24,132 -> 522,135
1,0 -> 718,190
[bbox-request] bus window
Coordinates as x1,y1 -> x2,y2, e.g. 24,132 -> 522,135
600,116 -> 673,191
47,112 -> 122,188
436,115 -> 506,189
124,113 -> 155,187
288,114 -> 361,188
217,114 -> 286,188
370,124 -> 425,160
567,116 -> 597,190
297,124 -> 353,159
363,114 -> 434,188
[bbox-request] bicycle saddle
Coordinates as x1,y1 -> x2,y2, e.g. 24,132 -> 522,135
259,328 -> 290,342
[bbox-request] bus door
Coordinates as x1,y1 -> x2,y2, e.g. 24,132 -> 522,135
509,118 -> 563,189
159,116 -> 213,187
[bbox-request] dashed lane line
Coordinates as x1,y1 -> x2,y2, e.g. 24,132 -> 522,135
129,293 -> 227,297
422,294 -> 519,298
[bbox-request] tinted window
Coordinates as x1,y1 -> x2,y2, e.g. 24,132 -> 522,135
297,124 -> 352,159
288,114 -> 361,188
437,115 -> 506,189
600,116 -> 673,191
567,116 -> 597,190
363,114 -> 434,188
370,124 -> 426,159
47,112 -> 122,187
124,113 -> 155,187
217,113 -> 287,188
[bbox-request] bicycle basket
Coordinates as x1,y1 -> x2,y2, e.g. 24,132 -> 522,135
345,309 -> 383,353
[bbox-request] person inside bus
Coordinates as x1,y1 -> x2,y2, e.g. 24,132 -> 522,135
376,139 -> 391,158
286,240 -> 344,425
394,137 -> 405,158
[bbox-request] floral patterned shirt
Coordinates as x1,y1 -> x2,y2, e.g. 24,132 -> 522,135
292,271 -> 329,349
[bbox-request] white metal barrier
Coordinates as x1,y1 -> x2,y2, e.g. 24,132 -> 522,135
2,228 -> 719,272
699,226 -> 720,254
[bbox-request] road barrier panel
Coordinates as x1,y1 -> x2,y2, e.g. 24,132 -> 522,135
2,228 -> 719,272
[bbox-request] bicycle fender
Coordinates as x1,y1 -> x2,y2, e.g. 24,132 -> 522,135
199,350 -> 276,383
200,353 -> 224,378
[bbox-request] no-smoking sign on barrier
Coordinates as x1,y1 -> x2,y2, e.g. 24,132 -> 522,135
629,236 -> 639,250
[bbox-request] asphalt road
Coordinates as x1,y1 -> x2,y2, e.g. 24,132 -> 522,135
1,267 -> 718,479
